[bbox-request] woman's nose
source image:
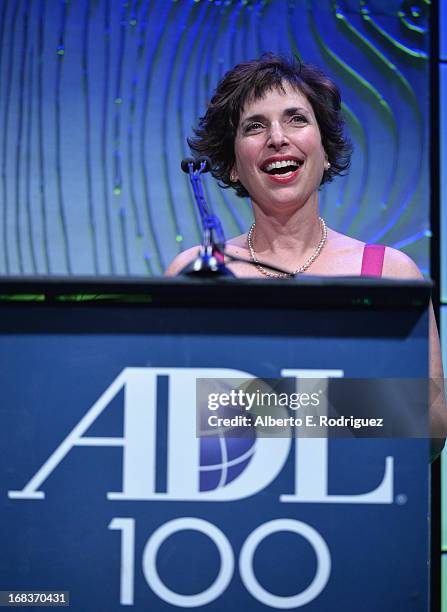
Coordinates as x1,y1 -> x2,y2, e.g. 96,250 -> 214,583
268,122 -> 289,149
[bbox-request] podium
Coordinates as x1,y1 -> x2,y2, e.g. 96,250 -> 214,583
0,277 -> 431,610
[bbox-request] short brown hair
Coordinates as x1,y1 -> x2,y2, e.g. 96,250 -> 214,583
189,53 -> 352,198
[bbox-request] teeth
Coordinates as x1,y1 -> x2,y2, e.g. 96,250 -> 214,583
263,159 -> 300,172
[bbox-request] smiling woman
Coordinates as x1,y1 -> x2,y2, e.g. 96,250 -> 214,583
165,52 -> 447,458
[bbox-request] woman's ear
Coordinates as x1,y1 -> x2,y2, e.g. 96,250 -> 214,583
230,167 -> 239,182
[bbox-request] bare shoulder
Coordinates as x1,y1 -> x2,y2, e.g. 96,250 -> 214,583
327,229 -> 364,252
382,246 -> 424,280
318,229 -> 364,274
226,233 -> 249,250
164,245 -> 201,276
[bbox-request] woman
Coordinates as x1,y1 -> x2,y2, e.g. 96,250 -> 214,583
166,53 -> 446,456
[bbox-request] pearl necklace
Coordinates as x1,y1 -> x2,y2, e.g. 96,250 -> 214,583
247,218 -> 327,278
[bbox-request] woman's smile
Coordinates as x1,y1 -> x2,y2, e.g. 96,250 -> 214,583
260,155 -> 304,182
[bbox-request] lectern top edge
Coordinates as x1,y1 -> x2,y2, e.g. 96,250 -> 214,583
0,276 -> 432,311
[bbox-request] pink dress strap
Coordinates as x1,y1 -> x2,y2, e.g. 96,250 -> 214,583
361,244 -> 386,277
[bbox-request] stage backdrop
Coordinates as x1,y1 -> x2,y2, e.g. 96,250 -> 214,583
0,0 -> 431,276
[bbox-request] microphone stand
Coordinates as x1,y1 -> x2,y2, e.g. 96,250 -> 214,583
180,157 -> 234,276
179,156 -> 294,278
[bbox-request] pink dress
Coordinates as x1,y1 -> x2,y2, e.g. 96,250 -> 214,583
361,244 -> 385,277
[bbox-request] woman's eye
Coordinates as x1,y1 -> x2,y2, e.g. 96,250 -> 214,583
290,114 -> 307,124
245,122 -> 264,132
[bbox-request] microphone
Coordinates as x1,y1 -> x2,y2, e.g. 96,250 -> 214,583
180,156 -> 212,174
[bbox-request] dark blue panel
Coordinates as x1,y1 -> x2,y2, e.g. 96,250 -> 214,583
0,303 -> 429,610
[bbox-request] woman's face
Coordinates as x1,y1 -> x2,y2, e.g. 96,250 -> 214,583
233,82 -> 327,211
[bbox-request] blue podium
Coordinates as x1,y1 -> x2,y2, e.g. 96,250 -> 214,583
0,277 -> 431,611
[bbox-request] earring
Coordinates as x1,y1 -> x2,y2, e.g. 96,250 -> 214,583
230,170 -> 238,182
325,161 -> 331,171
